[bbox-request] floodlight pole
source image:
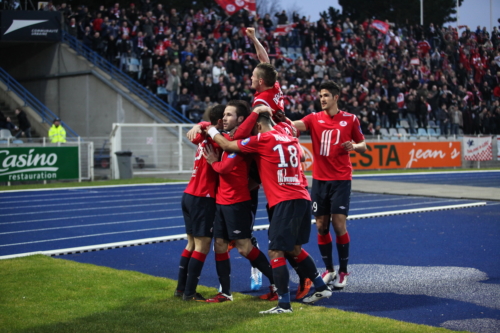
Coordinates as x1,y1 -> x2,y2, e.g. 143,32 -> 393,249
490,0 -> 493,33
420,0 -> 424,26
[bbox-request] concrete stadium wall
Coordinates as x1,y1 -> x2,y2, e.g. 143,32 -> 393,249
0,42 -> 171,138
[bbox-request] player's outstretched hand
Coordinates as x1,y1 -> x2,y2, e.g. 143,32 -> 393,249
203,143 -> 219,164
187,124 -> 202,141
246,27 -> 255,39
341,141 -> 354,151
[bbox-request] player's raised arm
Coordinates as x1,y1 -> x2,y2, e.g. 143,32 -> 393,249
246,27 -> 270,64
207,126 -> 241,153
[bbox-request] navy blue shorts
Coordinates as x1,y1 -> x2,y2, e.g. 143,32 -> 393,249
181,193 -> 215,237
311,179 -> 351,217
214,200 -> 253,240
268,199 -> 312,252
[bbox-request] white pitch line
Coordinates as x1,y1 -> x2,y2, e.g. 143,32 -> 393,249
0,186 -> 187,200
349,199 -> 461,211
0,202 -> 177,217
0,226 -> 179,248
0,216 -> 184,235
0,209 -> 182,225
0,190 -> 186,204
0,181 -> 190,194
0,195 -> 183,211
0,202 -> 486,260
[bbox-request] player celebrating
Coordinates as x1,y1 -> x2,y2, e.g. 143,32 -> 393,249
206,111 -> 332,314
174,105 -> 224,301
246,27 -> 312,299
292,81 -> 366,289
202,101 -> 277,303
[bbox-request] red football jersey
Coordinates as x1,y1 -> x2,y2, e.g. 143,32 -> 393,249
184,133 -> 220,198
237,130 -> 311,208
212,150 -> 251,205
301,110 -> 365,181
252,82 -> 284,114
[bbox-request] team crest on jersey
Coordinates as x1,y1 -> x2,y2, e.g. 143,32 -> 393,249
340,121 -> 348,127
241,138 -> 250,145
228,153 -> 237,158
318,120 -> 325,123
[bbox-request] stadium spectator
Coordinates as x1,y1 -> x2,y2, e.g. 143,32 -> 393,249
14,108 -> 32,142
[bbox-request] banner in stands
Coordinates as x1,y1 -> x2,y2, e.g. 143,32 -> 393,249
300,141 -> 462,171
0,147 -> 79,182
463,136 -> 493,161
497,137 -> 500,159
0,11 -> 62,41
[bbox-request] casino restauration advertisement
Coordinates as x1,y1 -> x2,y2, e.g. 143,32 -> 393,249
301,141 -> 462,171
0,147 -> 79,181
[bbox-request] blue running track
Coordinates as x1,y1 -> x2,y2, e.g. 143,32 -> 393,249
1,172 -> 499,333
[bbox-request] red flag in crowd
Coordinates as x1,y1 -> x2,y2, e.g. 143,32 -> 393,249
371,20 -> 389,34
417,40 -> 431,55
243,0 -> 256,16
273,23 -> 297,37
215,0 -> 245,16
231,49 -> 238,60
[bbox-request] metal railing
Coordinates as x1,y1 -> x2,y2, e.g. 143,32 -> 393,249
0,67 -> 79,138
61,31 -> 192,124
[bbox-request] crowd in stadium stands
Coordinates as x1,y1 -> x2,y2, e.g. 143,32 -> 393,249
46,1 -> 500,135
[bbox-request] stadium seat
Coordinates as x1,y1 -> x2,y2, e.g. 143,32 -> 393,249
380,128 -> 389,136
0,140 -> 8,144
428,120 -> 437,128
428,128 -> 438,136
391,136 -> 399,140
417,128 -> 428,136
388,128 -> 398,135
0,129 -> 13,138
382,136 -> 390,141
400,120 -> 409,128
398,128 -> 407,135
438,136 -> 447,140
12,139 -> 23,144
419,136 -> 429,140
409,136 -> 418,140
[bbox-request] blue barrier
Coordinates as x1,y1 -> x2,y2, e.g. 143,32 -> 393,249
0,67 -> 79,138
61,31 -> 192,124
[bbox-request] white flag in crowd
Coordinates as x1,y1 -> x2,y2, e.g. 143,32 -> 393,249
463,136 -> 493,161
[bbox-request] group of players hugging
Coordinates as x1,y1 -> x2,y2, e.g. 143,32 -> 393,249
173,27 -> 367,314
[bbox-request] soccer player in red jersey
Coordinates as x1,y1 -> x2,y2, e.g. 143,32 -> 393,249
206,112 -> 332,314
174,105 -> 224,301
247,27 -> 312,299
292,81 -> 367,289
201,101 -> 277,303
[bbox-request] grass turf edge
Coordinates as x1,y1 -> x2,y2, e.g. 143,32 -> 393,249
0,255 -> 464,333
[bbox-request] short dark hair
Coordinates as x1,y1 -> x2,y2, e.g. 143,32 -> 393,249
319,81 -> 341,96
209,104 -> 225,125
256,63 -> 277,87
256,112 -> 271,126
227,100 -> 250,119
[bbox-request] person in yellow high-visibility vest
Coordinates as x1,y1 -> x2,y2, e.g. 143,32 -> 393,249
48,118 -> 66,143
